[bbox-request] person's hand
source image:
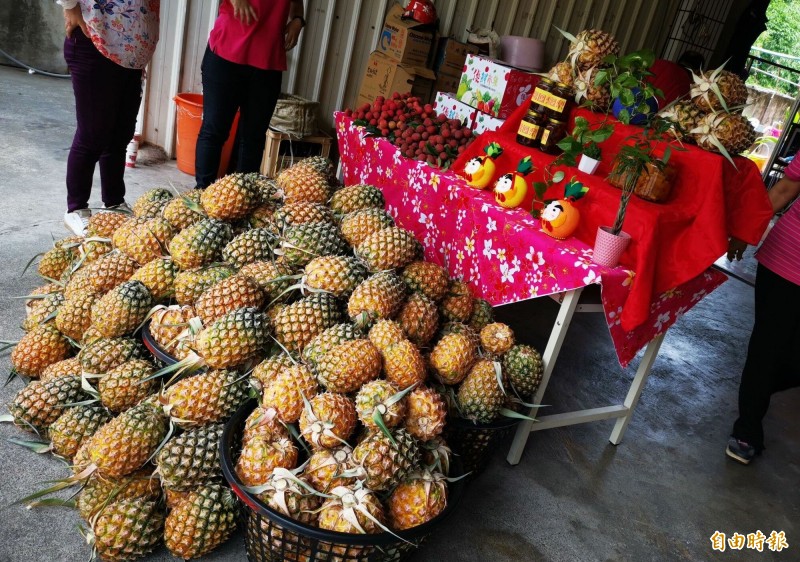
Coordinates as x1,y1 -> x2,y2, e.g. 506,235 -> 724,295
285,17 -> 302,50
230,0 -> 257,25
727,237 -> 748,261
64,6 -> 89,39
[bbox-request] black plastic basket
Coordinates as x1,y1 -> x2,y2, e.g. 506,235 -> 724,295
220,400 -> 466,562
141,322 -> 179,366
443,416 -> 519,478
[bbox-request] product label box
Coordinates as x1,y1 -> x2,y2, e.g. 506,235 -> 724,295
376,3 -> 435,68
456,54 -> 540,119
433,37 -> 480,76
433,91 -> 477,128
472,111 -> 505,134
357,51 -> 436,108
434,71 -> 460,95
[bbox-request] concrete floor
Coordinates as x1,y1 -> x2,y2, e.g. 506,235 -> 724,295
0,65 -> 797,562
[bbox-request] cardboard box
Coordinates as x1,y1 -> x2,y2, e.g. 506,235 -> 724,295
456,54 -> 540,119
376,3 -> 435,67
357,51 -> 436,108
433,37 -> 480,76
434,71 -> 460,95
433,92 -> 477,128
472,111 -> 505,134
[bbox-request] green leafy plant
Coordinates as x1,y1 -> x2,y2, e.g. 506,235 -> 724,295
555,116 -> 614,167
595,50 -> 663,125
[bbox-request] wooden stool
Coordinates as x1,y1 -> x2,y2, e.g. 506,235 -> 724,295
260,128 -> 333,177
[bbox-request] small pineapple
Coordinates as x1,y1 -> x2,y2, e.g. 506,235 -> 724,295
304,446 -> 355,493
691,111 -> 756,156
194,307 -> 271,369
502,344 -> 544,400
76,469 -> 161,521
87,211 -> 130,238
314,339 -> 382,394
388,470 -> 448,530
256,470 -> 321,555
40,356 -> 82,382
355,379 -> 407,430
292,155 -> 335,180
303,255 -> 368,297
690,65 -> 748,112
457,359 -> 505,423
317,486 -> 387,535
162,190 -> 204,230
235,436 -> 298,486
367,319 -> 406,351
239,259 -> 295,302
85,251 -> 139,294
79,238 -> 112,263
156,424 -> 224,490
352,428 -> 420,492
383,339 -> 427,390
48,404 -> 111,460
242,406 -> 289,444
274,201 -> 334,230
129,257 -> 179,301
251,354 -> 296,389
547,60 -> 576,87
272,293 -> 343,354
11,324 -> 72,378
566,28 -> 620,70
659,100 -> 706,140
573,66 -> 611,111
38,244 -> 76,281
90,280 -> 154,338
133,188 -> 173,218
355,226 -> 422,272
404,386 -> 447,441
469,298 -> 494,331
278,221 -> 348,267
173,264 -> 235,305
440,280 -> 474,323
89,498 -> 165,561
397,292 -> 439,347
194,274 -> 265,324
201,172 -> 262,220
261,364 -> 319,423
301,323 -> 362,368
222,228 -> 276,268
98,358 -> 157,413
401,261 -> 450,302
164,484 -> 237,559
169,218 -> 233,270
8,375 -> 84,433
115,217 -> 174,265
161,369 -> 249,427
276,167 -> 331,205
348,271 -> 407,327
429,332 -> 477,385
339,208 -> 394,247
21,292 -> 63,332
64,266 -> 95,298
329,184 -> 384,215
299,392 -> 358,448
480,322 -> 515,355
79,336 -> 146,374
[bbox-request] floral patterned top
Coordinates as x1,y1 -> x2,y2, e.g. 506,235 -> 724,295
58,0 -> 160,70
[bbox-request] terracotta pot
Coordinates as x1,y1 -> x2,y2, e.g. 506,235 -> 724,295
578,154 -> 601,175
592,226 -> 631,268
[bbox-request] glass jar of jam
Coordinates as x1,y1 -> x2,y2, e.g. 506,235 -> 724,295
551,81 -> 575,121
530,78 -> 557,116
516,110 -> 546,147
539,118 -> 567,154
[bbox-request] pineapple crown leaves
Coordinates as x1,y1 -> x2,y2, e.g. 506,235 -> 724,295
300,394 -> 351,449
689,113 -> 741,170
516,156 -> 534,176
21,251 -> 47,278
15,462 -> 98,507
484,142 -> 504,160
7,437 -> 53,455
243,465 -> 321,499
554,25 -> 579,44
327,485 -> 415,544
690,58 -> 733,113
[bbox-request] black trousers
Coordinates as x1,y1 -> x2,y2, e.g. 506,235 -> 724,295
195,46 -> 282,188
732,263 -> 800,451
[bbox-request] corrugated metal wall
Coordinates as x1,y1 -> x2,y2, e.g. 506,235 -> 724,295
143,0 -> 684,155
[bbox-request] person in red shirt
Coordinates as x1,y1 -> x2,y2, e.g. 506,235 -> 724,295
195,0 -> 304,188
725,153 -> 800,464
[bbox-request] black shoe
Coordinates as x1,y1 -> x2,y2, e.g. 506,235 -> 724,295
726,437 -> 756,465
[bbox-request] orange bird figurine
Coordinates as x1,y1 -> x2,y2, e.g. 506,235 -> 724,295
461,142 -> 503,189
540,178 -> 589,240
493,156 -> 533,209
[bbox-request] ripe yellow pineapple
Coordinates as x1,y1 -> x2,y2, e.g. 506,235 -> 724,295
566,28 -> 620,70
314,339 -> 382,393
194,274 -> 265,324
201,172 -> 262,220
162,190 -> 204,230
388,470 -> 448,530
115,217 -> 174,265
11,324 -> 72,378
339,208 -> 394,247
278,221 -> 349,267
401,261 -> 450,302
547,60 -> 576,87
133,188 -> 173,218
457,359 -> 505,423
301,323 -> 362,368
276,167 -> 331,204
299,391 -> 358,448
38,244 -> 76,281
239,260 -> 295,302
272,293 -> 343,353
173,264 -> 235,305
129,257 -> 179,302
76,469 -> 161,521
235,436 -> 298,486
87,211 -> 131,238
274,201 -> 334,229
355,226 -> 422,272
383,339 -> 427,390
348,271 -> 407,327
21,292 -> 63,332
429,332 -> 477,385
85,251 -> 139,294
161,369 -> 249,427
242,406 -> 289,444
148,304 -> 196,358
397,292 -> 439,347
164,484 -> 237,559
39,356 -> 82,382
480,322 -> 515,355
303,255 -> 368,297
352,428 -> 420,492
90,280 -> 154,338
251,354 -> 295,389
222,228 -> 276,269
355,379 -> 407,430
89,498 -> 165,561
48,404 -> 111,460
98,358 -> 157,413
329,184 -> 384,215
78,336 -> 146,374
303,446 -> 355,492
367,319 -> 406,351
317,486 -> 387,534
261,364 -> 319,423
404,386 -> 447,441
440,280 -> 474,323
691,112 -> 756,156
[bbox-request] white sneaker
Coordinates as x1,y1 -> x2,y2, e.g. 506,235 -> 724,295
64,208 -> 92,236
104,201 -> 133,214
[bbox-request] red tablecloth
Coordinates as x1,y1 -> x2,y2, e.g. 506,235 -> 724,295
335,114 -> 728,367
451,105 -> 773,331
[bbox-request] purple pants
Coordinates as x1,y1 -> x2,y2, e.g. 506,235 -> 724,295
63,32 -> 143,212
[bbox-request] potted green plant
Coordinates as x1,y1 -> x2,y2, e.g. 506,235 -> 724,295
595,49 -> 663,125
555,117 -> 614,175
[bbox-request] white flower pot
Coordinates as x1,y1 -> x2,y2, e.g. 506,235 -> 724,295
578,154 -> 601,175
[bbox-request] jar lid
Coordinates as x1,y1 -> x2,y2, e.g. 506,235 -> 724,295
547,117 -> 566,124
526,110 -> 545,118
538,77 -> 555,86
554,81 -> 572,90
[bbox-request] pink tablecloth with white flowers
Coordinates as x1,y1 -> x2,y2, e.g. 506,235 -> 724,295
335,113 -> 727,367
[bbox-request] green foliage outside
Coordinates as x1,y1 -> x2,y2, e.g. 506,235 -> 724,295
749,0 -> 800,96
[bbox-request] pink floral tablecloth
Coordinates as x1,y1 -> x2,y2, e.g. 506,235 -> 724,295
335,114 -> 727,367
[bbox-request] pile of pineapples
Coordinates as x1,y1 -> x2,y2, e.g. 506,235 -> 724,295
547,28 -> 756,160
3,157 -> 543,560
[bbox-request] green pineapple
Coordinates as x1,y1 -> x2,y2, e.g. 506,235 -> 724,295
272,293 -> 343,353
356,226 -> 422,272
278,222 -> 348,267
78,336 -> 146,374
7,375 -> 85,433
90,280 -> 154,338
173,264 -> 235,305
49,404 -> 112,460
194,308 -> 271,369
457,359 -> 505,423
274,201 -> 334,230
156,424 -> 224,490
352,428 -> 421,492
133,187 -> 173,218
301,322 -> 362,367
169,218 -> 233,270
329,184 -> 385,215
89,498 -> 165,561
98,359 -> 157,413
502,344 -> 544,400
347,271 -> 407,327
164,484 -> 237,559
222,228 -> 276,268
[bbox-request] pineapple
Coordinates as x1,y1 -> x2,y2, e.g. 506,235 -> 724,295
156,424 -> 224,490
252,354 -> 296,389
301,323 -> 362,367
318,486 -> 387,534
659,100 -> 706,140
383,339 -> 427,390
21,292 -> 63,331
457,359 -> 505,423
129,257 -> 179,301
11,324 -> 72,378
276,167 -> 331,204
329,184 -> 384,215
76,469 -> 161,521
278,221 -> 348,267
148,304 -> 196,358
242,406 -> 289,444
367,319 -> 406,351
261,364 -> 319,423
98,358 -> 157,413
249,202 -> 280,232
574,66 -> 611,111
314,339 -> 382,394
440,280 -> 474,323
64,265 -> 95,298
169,218 -> 233,270
239,259 -> 295,302
38,245 -> 76,280
202,172 -> 262,220
85,251 -> 139,294
87,211 -> 130,238
194,274 -> 265,324
469,298 -> 494,331
256,470 -> 321,546
690,66 -> 748,112
439,321 -> 480,347
274,201 -> 334,230
430,332 -> 477,385
162,190 -> 204,230
173,264 -> 235,305
222,228 -> 276,268
40,356 -> 82,382
292,155 -> 335,180
340,208 -> 394,247
272,293 -> 343,353
547,60 -> 576,87
235,436 -> 298,486
304,446 -> 355,492
566,28 -> 620,70
691,111 -> 756,156
352,428 -> 420,492
388,470 -> 448,530
161,369 -> 249,427
79,336 -> 146,374
194,307 -> 271,369
248,173 -> 281,203
133,187 -> 173,218
7,375 -> 84,433
79,239 -> 112,263
401,261 -> 450,302
348,271 -> 407,327
480,322 -> 515,355
303,255 -> 368,297
164,484 -> 237,559
115,217 -> 174,265
89,498 -> 165,561
355,226 -> 422,272
355,379 -> 407,430
397,292 -> 439,347
91,280 -> 154,338
87,398 -> 168,478
404,386 -> 447,441
502,344 -> 544,400
48,404 -> 111,460
299,391 -> 358,448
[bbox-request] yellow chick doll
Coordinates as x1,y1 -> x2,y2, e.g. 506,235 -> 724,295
461,142 -> 503,190
493,156 -> 533,208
